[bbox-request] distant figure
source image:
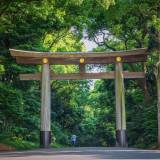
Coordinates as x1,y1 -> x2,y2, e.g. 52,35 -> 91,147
71,134 -> 77,146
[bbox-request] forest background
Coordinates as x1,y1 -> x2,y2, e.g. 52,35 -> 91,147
0,0 -> 160,150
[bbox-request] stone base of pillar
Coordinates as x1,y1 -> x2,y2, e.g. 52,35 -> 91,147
40,131 -> 51,148
116,129 -> 127,147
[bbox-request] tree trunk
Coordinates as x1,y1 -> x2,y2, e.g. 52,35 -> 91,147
156,7 -> 160,147
156,57 -> 160,146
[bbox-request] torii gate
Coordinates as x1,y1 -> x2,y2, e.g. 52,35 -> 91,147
10,48 -> 148,148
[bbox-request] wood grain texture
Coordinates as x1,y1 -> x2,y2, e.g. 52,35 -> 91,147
10,48 -> 148,64
41,63 -> 51,131
19,72 -> 145,80
10,48 -> 147,57
115,63 -> 126,130
79,64 -> 85,73
115,63 -> 127,147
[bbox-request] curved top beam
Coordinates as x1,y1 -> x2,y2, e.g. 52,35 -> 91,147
9,48 -> 148,65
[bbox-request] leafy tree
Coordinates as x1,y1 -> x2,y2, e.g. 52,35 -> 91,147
0,0 -> 160,149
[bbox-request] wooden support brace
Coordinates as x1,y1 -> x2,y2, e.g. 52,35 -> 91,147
79,64 -> 85,73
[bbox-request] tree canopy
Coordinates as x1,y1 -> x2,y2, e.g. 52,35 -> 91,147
0,0 -> 160,149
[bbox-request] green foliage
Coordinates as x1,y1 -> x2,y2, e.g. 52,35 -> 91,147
1,137 -> 38,150
51,122 -> 70,145
0,82 -> 23,124
0,0 -> 159,150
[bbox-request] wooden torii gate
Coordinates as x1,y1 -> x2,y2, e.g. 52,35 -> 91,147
10,48 -> 148,148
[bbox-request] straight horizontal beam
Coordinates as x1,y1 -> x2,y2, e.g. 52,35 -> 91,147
15,55 -> 147,65
19,72 -> 145,81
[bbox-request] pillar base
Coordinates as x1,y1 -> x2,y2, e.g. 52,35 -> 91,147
116,129 -> 127,147
40,131 -> 51,148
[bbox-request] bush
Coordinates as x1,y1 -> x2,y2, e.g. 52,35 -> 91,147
0,136 -> 38,150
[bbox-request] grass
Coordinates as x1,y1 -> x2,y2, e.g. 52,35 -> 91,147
0,136 -> 66,150
51,142 -> 66,148
0,137 -> 39,150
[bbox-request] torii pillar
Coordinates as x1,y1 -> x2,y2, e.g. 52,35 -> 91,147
40,58 -> 51,148
115,57 -> 127,147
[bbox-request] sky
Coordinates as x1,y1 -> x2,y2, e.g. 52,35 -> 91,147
82,38 -> 97,51
80,30 -> 98,51
81,34 -> 105,90
81,29 -> 110,51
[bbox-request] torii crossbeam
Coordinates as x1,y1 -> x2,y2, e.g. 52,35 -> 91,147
10,48 -> 148,148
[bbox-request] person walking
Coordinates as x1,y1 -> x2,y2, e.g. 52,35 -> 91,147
71,134 -> 77,146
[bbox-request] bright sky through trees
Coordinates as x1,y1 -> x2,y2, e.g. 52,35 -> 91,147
82,37 -> 97,51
